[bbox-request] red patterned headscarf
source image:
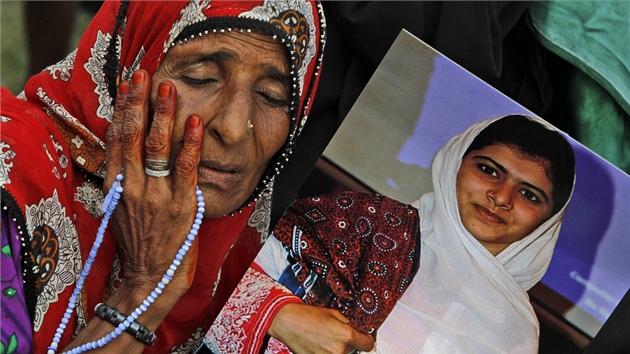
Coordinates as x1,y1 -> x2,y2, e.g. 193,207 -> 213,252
22,0 -> 325,199
2,1 -> 325,352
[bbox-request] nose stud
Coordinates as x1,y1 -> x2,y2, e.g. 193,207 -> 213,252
247,119 -> 254,133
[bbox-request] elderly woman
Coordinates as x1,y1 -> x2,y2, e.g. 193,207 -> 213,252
0,0 -> 326,353
206,114 -> 576,353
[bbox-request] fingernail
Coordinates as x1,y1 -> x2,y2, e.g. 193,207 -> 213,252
132,71 -> 144,86
158,83 -> 171,98
188,115 -> 201,128
118,81 -> 130,95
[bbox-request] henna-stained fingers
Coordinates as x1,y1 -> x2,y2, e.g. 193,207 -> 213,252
121,70 -> 151,192
104,81 -> 130,190
144,81 -> 176,185
172,115 -> 203,202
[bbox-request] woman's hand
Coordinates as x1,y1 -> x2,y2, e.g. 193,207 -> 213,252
63,70 -> 204,352
104,69 -> 204,302
268,303 -> 375,354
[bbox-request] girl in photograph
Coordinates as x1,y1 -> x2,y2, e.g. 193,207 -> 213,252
205,114 -> 576,354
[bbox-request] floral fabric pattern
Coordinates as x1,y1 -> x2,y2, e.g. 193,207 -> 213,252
273,192 -> 421,335
0,0 -> 325,352
204,266 -> 302,354
0,141 -> 16,185
25,190 -> 82,331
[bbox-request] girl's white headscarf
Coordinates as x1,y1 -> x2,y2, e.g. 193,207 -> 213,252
374,115 -> 575,353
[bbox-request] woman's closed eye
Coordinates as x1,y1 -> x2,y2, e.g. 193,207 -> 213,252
257,88 -> 289,109
181,75 -> 218,87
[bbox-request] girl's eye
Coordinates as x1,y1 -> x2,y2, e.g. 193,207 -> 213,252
478,164 -> 498,178
520,189 -> 541,203
181,76 -> 217,87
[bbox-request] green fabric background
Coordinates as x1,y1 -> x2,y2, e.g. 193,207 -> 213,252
529,1 -> 630,173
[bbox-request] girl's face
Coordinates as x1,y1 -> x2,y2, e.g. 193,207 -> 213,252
456,143 -> 554,256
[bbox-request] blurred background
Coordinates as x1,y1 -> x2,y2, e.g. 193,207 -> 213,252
1,1 -> 96,95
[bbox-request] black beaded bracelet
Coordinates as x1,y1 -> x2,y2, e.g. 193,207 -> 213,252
94,303 -> 157,346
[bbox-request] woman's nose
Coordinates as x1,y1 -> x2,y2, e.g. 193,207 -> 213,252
487,184 -> 513,210
206,87 -> 253,145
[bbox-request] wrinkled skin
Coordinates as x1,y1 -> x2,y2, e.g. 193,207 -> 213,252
150,32 -> 293,218
65,32 -> 292,353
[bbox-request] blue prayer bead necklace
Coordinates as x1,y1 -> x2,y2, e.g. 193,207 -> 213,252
48,174 -> 205,353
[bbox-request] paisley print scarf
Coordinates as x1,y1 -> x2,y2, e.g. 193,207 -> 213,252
0,0 -> 325,352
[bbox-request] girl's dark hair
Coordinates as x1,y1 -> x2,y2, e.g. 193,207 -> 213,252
464,115 -> 575,216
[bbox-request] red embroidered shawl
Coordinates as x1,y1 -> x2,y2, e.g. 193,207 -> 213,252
0,0 -> 324,352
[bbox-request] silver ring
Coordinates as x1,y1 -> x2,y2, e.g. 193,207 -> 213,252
145,159 -> 170,177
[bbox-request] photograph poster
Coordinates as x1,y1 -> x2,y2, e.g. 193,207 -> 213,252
202,29 -> 630,353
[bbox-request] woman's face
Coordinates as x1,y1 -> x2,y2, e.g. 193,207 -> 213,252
151,32 -> 291,217
456,143 -> 554,256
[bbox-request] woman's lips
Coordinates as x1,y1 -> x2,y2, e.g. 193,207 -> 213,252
197,162 -> 242,185
473,204 -> 506,224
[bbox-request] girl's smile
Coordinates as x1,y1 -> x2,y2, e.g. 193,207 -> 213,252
456,143 -> 554,255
